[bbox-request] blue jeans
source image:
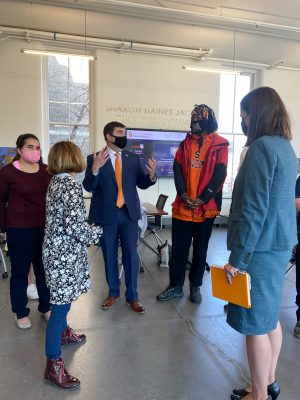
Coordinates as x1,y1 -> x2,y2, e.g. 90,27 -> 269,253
45,303 -> 71,359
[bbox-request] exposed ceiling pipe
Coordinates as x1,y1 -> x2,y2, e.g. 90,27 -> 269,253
0,25 -> 211,60
212,57 -> 270,69
1,25 -> 300,72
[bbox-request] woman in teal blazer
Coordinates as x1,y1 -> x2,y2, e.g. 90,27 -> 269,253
225,87 -> 297,400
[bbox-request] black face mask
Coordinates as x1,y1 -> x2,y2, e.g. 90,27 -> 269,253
111,135 -> 127,149
190,120 -> 208,135
241,120 -> 248,136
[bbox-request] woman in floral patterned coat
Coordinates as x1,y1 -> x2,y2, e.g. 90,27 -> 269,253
42,141 -> 103,390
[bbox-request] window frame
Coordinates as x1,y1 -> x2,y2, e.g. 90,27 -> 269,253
218,73 -> 254,198
42,55 -> 92,161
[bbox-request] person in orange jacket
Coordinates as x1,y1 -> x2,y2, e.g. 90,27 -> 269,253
157,104 -> 228,304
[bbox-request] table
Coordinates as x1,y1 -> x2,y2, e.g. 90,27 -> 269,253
143,202 -> 168,227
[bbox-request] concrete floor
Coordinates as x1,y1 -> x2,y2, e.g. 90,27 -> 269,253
0,227 -> 299,400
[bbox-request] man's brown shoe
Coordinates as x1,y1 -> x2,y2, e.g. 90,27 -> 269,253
101,296 -> 120,310
126,300 -> 145,314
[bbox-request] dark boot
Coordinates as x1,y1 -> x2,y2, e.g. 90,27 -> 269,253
190,286 -> 202,304
61,327 -> 86,346
44,358 -> 80,390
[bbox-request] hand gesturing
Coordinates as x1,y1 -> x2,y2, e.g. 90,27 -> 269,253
146,158 -> 157,180
92,147 -> 110,174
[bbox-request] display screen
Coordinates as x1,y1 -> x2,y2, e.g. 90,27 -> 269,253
126,128 -> 187,177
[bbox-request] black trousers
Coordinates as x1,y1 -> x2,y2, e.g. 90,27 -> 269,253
296,243 -> 300,320
169,217 -> 215,288
7,227 -> 50,319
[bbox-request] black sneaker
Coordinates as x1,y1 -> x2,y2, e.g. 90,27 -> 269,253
294,320 -> 300,338
190,286 -> 202,304
156,286 -> 183,302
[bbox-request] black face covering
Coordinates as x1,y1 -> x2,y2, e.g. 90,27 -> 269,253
111,135 -> 127,149
241,120 -> 248,136
190,120 -> 209,135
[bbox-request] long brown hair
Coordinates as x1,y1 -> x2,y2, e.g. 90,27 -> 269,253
241,87 -> 292,147
13,133 -> 42,163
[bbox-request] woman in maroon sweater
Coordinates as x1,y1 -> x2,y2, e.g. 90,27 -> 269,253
0,134 -> 51,329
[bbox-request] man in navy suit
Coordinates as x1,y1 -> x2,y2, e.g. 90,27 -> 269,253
83,122 -> 157,313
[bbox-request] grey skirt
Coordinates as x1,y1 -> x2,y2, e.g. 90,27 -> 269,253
227,249 -> 291,335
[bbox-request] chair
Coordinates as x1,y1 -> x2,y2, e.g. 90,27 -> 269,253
139,194 -> 169,265
286,246 -> 296,276
153,194 -> 168,230
0,238 -> 8,279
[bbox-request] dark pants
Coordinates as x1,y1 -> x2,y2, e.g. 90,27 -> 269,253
45,303 -> 70,359
100,206 -> 139,302
296,244 -> 300,320
7,227 -> 50,319
170,217 -> 215,288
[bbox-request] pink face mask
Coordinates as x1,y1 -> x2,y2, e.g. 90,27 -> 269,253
20,149 -> 41,163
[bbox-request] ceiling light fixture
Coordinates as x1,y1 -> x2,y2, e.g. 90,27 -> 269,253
183,65 -> 241,75
21,48 -> 96,60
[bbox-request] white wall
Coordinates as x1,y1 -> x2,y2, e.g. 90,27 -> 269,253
0,39 -> 42,146
257,69 -> 300,156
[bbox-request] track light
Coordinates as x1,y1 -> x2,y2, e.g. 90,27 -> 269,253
21,49 -> 96,60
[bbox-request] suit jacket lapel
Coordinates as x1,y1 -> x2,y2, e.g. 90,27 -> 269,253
121,151 -> 128,183
107,157 -> 117,185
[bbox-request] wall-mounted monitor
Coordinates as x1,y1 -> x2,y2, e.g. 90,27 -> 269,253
126,128 -> 187,177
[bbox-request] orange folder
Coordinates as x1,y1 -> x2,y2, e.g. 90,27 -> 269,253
211,265 -> 251,309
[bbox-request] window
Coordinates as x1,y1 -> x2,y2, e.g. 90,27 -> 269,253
218,74 -> 251,197
47,56 -> 90,160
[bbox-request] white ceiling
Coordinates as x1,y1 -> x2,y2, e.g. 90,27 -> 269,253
14,0 -> 300,28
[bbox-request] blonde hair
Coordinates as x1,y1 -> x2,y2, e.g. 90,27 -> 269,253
48,141 -> 86,174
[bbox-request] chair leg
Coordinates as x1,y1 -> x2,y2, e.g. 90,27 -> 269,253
186,261 -> 210,272
0,248 -> 8,279
118,265 -> 123,281
139,237 -> 160,256
137,251 -> 144,273
286,262 -> 295,276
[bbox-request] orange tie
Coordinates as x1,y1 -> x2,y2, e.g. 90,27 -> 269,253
115,153 -> 124,208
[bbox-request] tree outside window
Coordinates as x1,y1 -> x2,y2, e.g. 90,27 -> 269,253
48,56 -> 90,160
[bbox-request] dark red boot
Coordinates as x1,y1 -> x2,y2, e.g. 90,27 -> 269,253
61,326 -> 86,346
44,358 -> 80,390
